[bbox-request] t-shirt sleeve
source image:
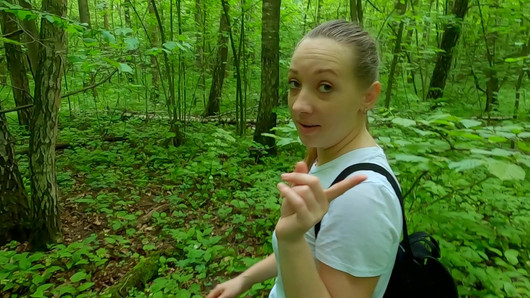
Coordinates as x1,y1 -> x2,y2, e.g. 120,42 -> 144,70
315,178 -> 402,277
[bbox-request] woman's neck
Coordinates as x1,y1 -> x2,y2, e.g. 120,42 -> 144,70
316,127 -> 377,166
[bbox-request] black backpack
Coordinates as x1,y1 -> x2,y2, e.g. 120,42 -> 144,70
314,163 -> 458,298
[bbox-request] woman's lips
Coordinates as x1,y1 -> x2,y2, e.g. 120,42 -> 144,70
297,122 -> 321,134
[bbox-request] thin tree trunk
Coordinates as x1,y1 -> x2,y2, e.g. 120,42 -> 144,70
28,0 -> 67,249
479,0 -> 499,112
513,35 -> 529,119
103,1 -> 110,30
0,103 -> 30,246
18,0 -> 40,76
384,0 -> 407,109
148,0 -> 160,101
204,4 -> 230,117
123,0 -> 131,28
316,0 -> 322,24
77,0 -> 91,27
426,0 -> 469,101
350,0 -> 358,24
356,0 -> 362,26
0,4 -> 33,126
150,0 -> 182,146
254,0 -> 281,152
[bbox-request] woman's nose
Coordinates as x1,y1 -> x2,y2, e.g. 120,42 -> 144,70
290,88 -> 313,114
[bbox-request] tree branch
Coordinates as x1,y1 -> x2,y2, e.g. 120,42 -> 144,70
61,69 -> 117,98
0,104 -> 33,114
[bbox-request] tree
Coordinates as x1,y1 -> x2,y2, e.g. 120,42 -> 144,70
18,0 -> 40,75
204,2 -> 230,117
78,0 -> 91,27
426,0 -> 469,101
384,0 -> 407,109
0,104 -> 30,245
0,0 -> 33,126
254,0 -> 280,151
350,0 -> 362,26
28,0 -> 68,248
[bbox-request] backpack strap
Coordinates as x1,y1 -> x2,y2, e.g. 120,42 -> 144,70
314,163 -> 412,260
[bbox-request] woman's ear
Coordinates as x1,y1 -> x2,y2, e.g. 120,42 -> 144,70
363,81 -> 381,110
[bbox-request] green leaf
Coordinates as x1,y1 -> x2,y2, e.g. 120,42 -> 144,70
31,283 -> 53,297
101,30 -> 116,43
391,117 -> 416,127
448,159 -> 484,172
118,63 -> 133,74
460,119 -> 482,128
471,148 -> 514,157
504,249 -> 519,265
77,281 -> 95,292
70,271 -> 88,283
176,289 -> 191,298
124,37 -> 139,51
488,136 -> 508,143
487,160 -> 526,181
393,154 -> 429,163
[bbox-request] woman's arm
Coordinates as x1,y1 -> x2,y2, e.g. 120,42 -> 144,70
207,253 -> 277,298
239,253 -> 277,287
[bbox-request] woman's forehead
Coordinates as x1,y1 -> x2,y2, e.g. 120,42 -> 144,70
290,38 -> 354,75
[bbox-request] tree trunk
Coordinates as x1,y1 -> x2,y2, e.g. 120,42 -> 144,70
204,3 -> 230,117
513,35 -> 529,119
28,0 -> 67,249
18,0 -> 40,76
0,4 -> 33,126
426,0 -> 469,101
103,2 -> 110,30
350,0 -> 362,26
254,0 -> 280,151
123,0 -> 131,28
0,103 -> 30,246
384,0 -> 407,109
316,0 -> 322,24
78,0 -> 91,27
148,0 -> 160,101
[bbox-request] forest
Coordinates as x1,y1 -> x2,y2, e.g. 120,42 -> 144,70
0,0 -> 528,297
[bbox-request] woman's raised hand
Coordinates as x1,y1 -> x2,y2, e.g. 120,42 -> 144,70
207,276 -> 250,298
275,161 -> 366,242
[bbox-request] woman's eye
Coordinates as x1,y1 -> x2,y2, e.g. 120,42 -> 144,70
318,83 -> 332,93
289,80 -> 300,89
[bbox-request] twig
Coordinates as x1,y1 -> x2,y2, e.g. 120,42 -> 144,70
0,104 -> 33,114
61,69 -> 118,98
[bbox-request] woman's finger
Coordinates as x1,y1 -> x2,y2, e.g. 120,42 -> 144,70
207,286 -> 222,298
278,183 -> 311,218
324,175 -> 367,202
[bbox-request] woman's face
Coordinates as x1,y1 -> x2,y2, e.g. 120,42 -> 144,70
288,37 -> 367,149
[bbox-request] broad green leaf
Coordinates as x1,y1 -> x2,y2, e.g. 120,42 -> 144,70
504,249 -> 518,265
31,283 -> 53,298
471,148 -> 514,157
393,154 -> 429,163
391,117 -> 416,127
118,63 -> 133,74
163,41 -> 179,51
487,160 -> 525,181
78,281 -> 95,291
124,37 -> 139,51
176,289 -> 191,298
101,30 -> 116,43
70,271 -> 88,283
448,130 -> 482,140
488,136 -> 508,143
518,141 -> 530,153
518,132 -> 530,138
448,159 -> 484,172
460,119 -> 482,128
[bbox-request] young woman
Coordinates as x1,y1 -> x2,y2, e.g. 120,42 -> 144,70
208,20 -> 402,298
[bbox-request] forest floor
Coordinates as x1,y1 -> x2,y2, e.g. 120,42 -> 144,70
1,108 -> 530,297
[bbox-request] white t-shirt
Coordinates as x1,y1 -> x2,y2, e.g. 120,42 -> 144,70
269,147 -> 402,298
